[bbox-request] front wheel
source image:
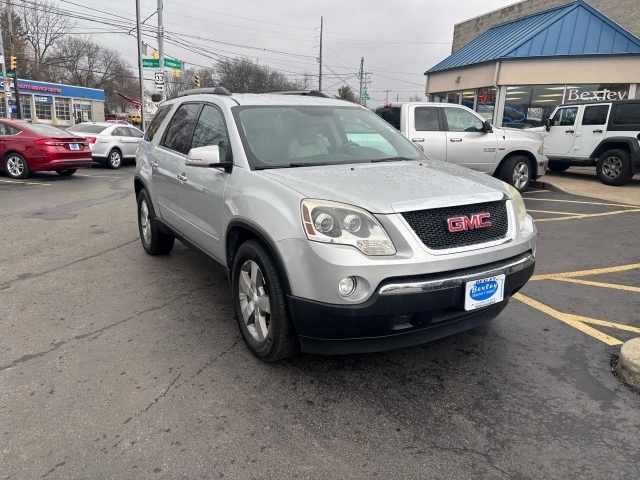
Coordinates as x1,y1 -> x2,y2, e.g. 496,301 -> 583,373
137,189 -> 174,255
499,155 -> 531,192
4,153 -> 30,179
232,240 -> 299,361
596,149 -> 633,186
56,169 -> 77,176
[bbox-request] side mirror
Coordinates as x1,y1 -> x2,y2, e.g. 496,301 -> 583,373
544,119 -> 551,132
482,120 -> 493,132
185,145 -> 232,171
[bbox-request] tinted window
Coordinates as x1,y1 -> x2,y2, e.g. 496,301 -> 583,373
162,104 -> 201,154
551,107 -> 578,127
144,105 -> 171,142
613,103 -> 640,125
443,107 -> 484,132
375,107 -> 401,130
127,127 -> 144,138
0,123 -> 20,135
190,105 -> 231,160
68,124 -> 108,134
414,107 -> 440,131
582,105 -> 609,126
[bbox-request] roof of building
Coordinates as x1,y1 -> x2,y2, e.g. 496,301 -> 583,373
427,0 -> 640,74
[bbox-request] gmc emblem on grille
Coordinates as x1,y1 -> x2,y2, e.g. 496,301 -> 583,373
447,213 -> 492,232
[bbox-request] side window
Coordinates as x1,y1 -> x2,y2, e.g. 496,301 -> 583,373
582,105 -> 609,126
613,103 -> 640,125
443,107 -> 484,132
190,105 -> 231,161
7,125 -> 20,135
127,127 -> 144,138
144,105 -> 171,142
0,123 -> 8,135
414,107 -> 440,131
111,127 -> 125,136
551,107 -> 578,127
162,103 -> 201,155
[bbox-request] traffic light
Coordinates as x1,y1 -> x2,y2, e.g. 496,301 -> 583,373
194,74 -> 200,88
10,56 -> 17,70
173,69 -> 180,78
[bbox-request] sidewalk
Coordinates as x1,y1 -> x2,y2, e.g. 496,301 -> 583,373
534,168 -> 640,206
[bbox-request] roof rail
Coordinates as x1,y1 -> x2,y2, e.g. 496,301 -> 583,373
178,87 -> 232,97
273,90 -> 331,98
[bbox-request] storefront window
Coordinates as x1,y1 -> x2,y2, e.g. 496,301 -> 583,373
477,87 -> 497,120
461,91 -> 475,109
74,103 -> 93,123
34,96 -> 53,120
564,84 -> 630,102
20,95 -> 32,119
503,85 -> 564,128
446,92 -> 460,104
55,97 -> 71,123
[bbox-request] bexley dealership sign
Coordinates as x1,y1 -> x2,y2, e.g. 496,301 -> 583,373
566,89 -> 628,101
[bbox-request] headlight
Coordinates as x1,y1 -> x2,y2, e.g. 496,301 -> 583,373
537,143 -> 544,155
503,182 -> 527,231
301,199 -> 396,256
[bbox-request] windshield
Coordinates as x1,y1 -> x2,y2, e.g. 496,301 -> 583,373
233,105 -> 423,169
20,123 -> 73,136
66,124 -> 108,134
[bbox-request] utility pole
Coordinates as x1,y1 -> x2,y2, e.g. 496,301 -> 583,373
318,17 -> 323,91
157,0 -> 166,101
6,0 -> 20,119
397,94 -> 399,102
135,0 -> 146,130
0,23 -> 9,118
358,57 -> 364,106
385,90 -> 390,103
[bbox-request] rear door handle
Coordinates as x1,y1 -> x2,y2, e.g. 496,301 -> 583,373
150,162 -> 158,169
565,130 -> 575,134
450,138 -> 462,142
177,173 -> 187,182
593,129 -> 603,133
411,138 -> 424,143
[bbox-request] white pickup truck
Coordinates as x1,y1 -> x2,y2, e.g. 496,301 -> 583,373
375,102 -> 548,192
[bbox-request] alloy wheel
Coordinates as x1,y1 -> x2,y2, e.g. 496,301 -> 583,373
139,199 -> 151,246
512,162 -> 529,190
601,156 -> 622,179
238,260 -> 271,342
110,151 -> 121,168
6,155 -> 24,177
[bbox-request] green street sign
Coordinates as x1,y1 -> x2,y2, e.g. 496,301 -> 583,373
4,71 -> 15,78
142,58 -> 182,70
362,92 -> 371,100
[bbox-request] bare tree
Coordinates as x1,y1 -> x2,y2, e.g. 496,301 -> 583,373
214,57 -> 308,93
409,94 -> 423,102
14,0 -> 76,80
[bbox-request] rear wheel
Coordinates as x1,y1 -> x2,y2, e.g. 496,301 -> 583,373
499,155 -> 531,192
4,153 -> 30,179
548,164 -> 570,173
232,240 -> 299,361
137,189 -> 174,255
107,149 -> 122,169
596,149 -> 633,186
56,169 -> 77,176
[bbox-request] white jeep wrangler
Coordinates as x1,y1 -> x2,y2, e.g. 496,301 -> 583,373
542,99 -> 640,186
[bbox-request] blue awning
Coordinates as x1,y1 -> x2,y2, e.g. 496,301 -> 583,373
427,0 -> 640,74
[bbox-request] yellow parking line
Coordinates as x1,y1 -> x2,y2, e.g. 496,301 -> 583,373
526,209 -> 583,216
521,198 -> 638,208
514,293 -> 622,345
551,277 -> 640,293
532,263 -> 640,280
576,317 -> 640,334
534,209 -> 640,222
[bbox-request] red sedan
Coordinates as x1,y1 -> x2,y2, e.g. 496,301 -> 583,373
0,119 -> 93,179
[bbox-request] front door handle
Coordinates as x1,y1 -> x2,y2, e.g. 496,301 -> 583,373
565,130 -> 575,134
593,129 -> 603,133
150,162 -> 158,169
177,173 -> 187,182
450,138 -> 462,142
412,138 -> 424,143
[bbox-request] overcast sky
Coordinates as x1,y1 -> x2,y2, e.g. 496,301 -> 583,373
74,0 -> 519,103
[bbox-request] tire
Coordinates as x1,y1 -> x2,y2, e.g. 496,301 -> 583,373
56,169 -> 77,176
548,164 -> 570,173
596,149 -> 633,186
137,189 -> 174,255
232,239 -> 299,361
4,153 -> 30,179
107,149 -> 122,169
499,155 -> 531,192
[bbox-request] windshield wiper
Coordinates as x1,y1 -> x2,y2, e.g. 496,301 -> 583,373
370,157 -> 413,163
288,162 -> 330,167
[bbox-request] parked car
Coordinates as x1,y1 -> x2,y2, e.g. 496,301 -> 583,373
134,88 -> 537,361
66,122 -> 144,169
542,99 -> 640,185
0,120 -> 92,179
375,102 -> 548,192
105,114 -> 128,122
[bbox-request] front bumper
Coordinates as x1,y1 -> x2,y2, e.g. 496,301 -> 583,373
289,252 -> 535,354
535,154 -> 548,179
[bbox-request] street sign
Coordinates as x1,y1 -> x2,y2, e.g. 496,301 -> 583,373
362,92 -> 371,101
155,70 -> 165,92
143,58 -> 182,70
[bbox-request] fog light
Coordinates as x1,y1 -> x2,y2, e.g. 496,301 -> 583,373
338,277 -> 356,297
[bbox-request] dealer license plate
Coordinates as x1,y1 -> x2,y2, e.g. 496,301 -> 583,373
464,274 -> 505,311
69,143 -> 80,150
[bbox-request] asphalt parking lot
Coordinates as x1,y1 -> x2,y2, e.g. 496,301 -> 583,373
1,166 -> 639,479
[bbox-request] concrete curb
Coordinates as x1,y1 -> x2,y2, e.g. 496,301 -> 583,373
617,338 -> 640,390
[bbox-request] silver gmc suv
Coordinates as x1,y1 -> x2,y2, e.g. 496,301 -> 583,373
134,88 -> 537,361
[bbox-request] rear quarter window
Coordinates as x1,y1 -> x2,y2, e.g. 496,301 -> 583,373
144,105 -> 172,142
612,103 -> 640,126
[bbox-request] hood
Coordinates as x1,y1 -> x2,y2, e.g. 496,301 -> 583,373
495,126 -> 543,140
258,160 -> 508,214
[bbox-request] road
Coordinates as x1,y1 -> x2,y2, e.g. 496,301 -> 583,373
1,165 -> 639,479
